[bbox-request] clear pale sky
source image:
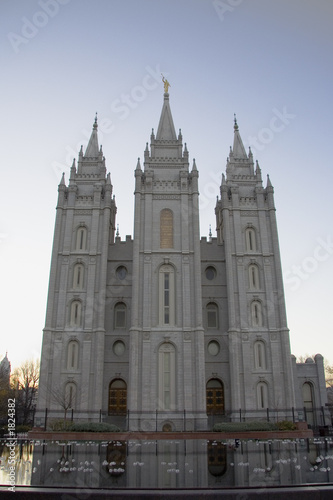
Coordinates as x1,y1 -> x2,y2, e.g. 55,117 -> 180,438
1,0 -> 332,369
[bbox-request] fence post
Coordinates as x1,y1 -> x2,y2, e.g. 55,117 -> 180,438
239,408 -> 242,422
71,408 -> 74,422
99,409 -> 102,423
183,409 -> 186,432
321,406 -> 325,426
303,406 -> 307,423
156,410 -> 158,432
127,409 -> 129,431
266,408 -> 270,422
44,408 -> 48,431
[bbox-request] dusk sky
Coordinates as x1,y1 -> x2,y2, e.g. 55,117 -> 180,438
1,0 -> 332,369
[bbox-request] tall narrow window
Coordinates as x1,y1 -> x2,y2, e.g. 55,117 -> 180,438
73,263 -> 84,289
257,381 -> 268,409
158,343 -> 176,410
254,341 -> 266,369
160,209 -> 173,248
159,265 -> 175,325
65,382 -> 76,409
245,228 -> 256,252
251,300 -> 262,327
114,302 -> 126,329
302,382 -> 315,426
206,302 -> 219,329
67,340 -> 79,370
249,264 -> 259,290
70,300 -> 82,327
76,226 -> 87,250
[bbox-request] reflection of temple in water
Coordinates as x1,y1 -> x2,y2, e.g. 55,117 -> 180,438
26,438 -> 333,489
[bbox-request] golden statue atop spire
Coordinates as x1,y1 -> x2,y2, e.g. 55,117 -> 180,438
161,74 -> 170,93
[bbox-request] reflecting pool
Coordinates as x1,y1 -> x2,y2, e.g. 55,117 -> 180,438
1,437 -> 333,490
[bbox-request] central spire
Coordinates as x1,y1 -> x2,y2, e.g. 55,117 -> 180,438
156,92 -> 177,141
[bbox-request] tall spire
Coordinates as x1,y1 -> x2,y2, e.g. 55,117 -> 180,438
232,114 -> 247,159
156,92 -> 177,141
84,113 -> 99,157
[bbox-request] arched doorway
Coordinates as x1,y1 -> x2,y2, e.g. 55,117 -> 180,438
108,379 -> 127,415
206,378 -> 224,415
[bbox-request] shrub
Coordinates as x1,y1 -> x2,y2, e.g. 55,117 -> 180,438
213,421 -> 278,432
68,422 -> 120,433
48,419 -> 73,431
276,420 -> 296,431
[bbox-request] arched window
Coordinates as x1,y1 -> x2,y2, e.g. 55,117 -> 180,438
251,300 -> 263,327
114,302 -> 126,329
245,227 -> 256,252
160,209 -> 173,248
65,382 -> 76,409
249,264 -> 260,290
158,343 -> 176,410
108,379 -> 127,415
67,340 -> 79,370
206,302 -> 219,329
302,382 -> 315,426
73,263 -> 84,289
254,340 -> 266,369
70,300 -> 82,327
257,381 -> 268,409
76,226 -> 87,251
206,379 -> 224,415
159,265 -> 175,326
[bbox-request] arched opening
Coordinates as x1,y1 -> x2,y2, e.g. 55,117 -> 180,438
158,343 -> 176,410
302,382 -> 315,427
206,302 -> 219,329
206,378 -> 224,415
67,340 -> 79,370
108,379 -> 127,415
160,209 -> 173,248
257,381 -> 268,410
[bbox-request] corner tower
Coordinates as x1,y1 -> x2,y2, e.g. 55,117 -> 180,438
128,91 -> 206,430
215,117 -> 295,417
36,118 -> 116,422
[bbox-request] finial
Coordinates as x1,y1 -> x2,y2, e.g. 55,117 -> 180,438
161,74 -> 171,93
234,113 -> 239,131
209,224 -> 212,242
93,112 -> 98,129
116,224 -> 119,237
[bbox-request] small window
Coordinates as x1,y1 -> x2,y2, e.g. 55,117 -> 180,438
207,340 -> 220,356
70,300 -> 82,327
257,382 -> 268,409
249,264 -> 260,290
114,302 -> 126,329
206,302 -> 218,329
116,266 -> 127,280
254,340 -> 266,369
205,266 -> 216,280
251,300 -> 262,327
65,382 -> 76,409
246,228 -> 256,252
67,340 -> 79,370
73,263 -> 84,289
76,226 -> 87,251
113,340 -> 126,356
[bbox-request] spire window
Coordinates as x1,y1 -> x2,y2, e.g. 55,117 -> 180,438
76,226 -> 87,251
160,209 -> 173,249
245,228 -> 256,252
249,264 -> 260,290
73,263 -> 84,289
159,265 -> 175,326
251,300 -> 263,327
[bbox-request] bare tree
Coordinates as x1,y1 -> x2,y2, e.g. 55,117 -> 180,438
11,359 -> 40,426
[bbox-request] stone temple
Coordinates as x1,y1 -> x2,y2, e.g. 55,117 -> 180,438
36,91 -> 328,430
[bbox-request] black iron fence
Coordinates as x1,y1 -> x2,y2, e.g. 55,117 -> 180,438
31,404 -> 333,432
